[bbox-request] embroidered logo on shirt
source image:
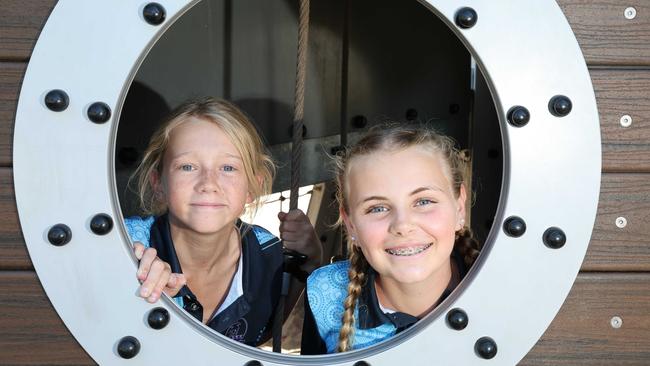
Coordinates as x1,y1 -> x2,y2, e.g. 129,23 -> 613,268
224,318 -> 248,342
253,226 -> 281,250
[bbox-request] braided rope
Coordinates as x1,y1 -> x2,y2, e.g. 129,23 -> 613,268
273,0 -> 310,353
290,0 -> 309,210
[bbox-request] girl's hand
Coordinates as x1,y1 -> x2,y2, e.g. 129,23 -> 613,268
278,209 -> 323,273
133,242 -> 186,303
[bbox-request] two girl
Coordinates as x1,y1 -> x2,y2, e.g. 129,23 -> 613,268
301,124 -> 481,353
126,97 -> 322,346
128,99 -> 480,352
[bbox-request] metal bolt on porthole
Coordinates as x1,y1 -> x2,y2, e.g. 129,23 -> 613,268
620,115 -> 632,127
610,316 -> 623,329
625,7 -> 637,20
615,217 -> 627,228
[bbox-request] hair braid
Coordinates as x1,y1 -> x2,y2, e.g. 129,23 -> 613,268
455,227 -> 482,268
337,245 -> 368,352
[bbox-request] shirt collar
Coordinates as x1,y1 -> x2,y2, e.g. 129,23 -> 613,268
148,215 -> 269,326
356,266 -> 419,331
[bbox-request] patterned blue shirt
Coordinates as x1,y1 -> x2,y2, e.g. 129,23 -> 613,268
302,250 -> 466,354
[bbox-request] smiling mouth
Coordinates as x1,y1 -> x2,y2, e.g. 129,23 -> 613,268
191,203 -> 225,208
385,243 -> 433,256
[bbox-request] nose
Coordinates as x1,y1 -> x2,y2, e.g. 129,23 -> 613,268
196,168 -> 222,193
388,209 -> 415,237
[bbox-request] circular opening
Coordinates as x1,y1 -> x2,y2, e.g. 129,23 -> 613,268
114,0 -> 501,359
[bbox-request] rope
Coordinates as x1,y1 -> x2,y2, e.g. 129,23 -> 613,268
290,0 -> 310,211
274,0 -> 310,353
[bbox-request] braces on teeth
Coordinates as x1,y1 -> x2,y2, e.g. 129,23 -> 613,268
386,243 -> 432,256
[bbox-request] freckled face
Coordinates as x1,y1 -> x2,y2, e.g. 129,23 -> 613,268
342,146 -> 466,286
155,117 -> 251,236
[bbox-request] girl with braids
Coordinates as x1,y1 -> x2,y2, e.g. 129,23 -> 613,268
301,124 -> 481,354
124,97 -> 322,346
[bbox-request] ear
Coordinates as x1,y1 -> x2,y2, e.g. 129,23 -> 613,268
339,206 -> 357,244
149,170 -> 163,196
247,175 -> 264,204
456,184 -> 468,230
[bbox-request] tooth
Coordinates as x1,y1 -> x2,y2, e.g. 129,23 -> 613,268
386,243 -> 432,256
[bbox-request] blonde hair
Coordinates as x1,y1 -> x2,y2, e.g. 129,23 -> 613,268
334,123 -> 481,352
132,97 -> 275,217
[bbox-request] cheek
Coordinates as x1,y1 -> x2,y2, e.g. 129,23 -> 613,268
222,175 -> 250,199
421,210 -> 458,241
163,175 -> 191,202
163,184 -> 183,207
355,219 -> 387,247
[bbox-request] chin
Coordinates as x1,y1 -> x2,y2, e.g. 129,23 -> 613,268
189,221 -> 230,235
390,269 -> 435,284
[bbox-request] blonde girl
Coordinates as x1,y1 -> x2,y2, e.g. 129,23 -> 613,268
125,97 -> 321,346
301,124 -> 480,354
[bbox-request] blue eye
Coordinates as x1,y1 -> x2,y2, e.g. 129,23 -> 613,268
222,165 -> 236,172
180,164 -> 195,172
415,198 -> 434,206
367,206 -> 388,214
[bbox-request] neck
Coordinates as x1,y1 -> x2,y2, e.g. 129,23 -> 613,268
375,260 -> 453,318
168,219 -> 241,275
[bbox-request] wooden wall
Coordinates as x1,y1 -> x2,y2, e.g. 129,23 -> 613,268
1,0 -> 649,364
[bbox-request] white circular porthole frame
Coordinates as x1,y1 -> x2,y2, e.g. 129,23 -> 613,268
14,0 -> 600,365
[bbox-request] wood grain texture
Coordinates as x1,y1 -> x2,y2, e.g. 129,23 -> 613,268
2,168 -> 649,271
0,0 -> 57,61
592,69 -> 650,173
522,273 -> 650,365
0,167 -> 30,270
0,62 -> 25,167
1,0 -> 649,65
558,0 -> 650,66
585,173 -> 650,271
0,271 -> 93,365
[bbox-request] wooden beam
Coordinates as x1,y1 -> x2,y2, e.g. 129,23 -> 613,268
0,0 -> 57,62
593,69 -> 650,173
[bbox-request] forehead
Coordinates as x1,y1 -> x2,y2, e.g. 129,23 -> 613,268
346,146 -> 453,197
166,117 -> 240,156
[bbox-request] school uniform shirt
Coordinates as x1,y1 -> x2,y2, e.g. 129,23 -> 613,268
301,250 -> 467,354
125,214 -> 283,346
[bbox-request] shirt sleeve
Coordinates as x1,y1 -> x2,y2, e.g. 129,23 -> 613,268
300,290 -> 329,355
123,216 -> 154,247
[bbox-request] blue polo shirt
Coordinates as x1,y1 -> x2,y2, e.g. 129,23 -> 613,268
301,250 -> 466,354
125,214 -> 283,346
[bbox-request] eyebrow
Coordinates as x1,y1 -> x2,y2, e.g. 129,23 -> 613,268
223,153 -> 243,160
361,195 -> 388,203
360,186 -> 443,203
169,151 -> 243,160
410,186 -> 443,195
